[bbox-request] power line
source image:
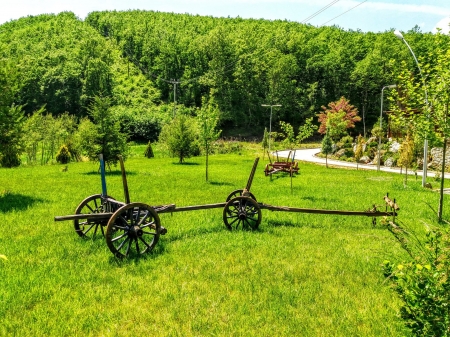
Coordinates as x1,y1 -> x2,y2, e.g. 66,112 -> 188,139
301,0 -> 340,24
320,0 -> 368,27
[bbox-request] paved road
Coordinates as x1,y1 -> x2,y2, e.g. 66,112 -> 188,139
274,148 -> 450,179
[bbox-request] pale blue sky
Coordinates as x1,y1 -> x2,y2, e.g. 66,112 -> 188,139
1,0 -> 449,33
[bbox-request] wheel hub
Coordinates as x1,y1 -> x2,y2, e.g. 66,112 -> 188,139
129,225 -> 143,238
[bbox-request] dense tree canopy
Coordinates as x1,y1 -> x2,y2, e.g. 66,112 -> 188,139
0,10 -> 447,139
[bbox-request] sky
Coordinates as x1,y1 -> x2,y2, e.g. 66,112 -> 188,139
1,0 -> 449,34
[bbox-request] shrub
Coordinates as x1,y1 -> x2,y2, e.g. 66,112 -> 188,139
144,141 -> 154,158
158,114 -> 199,163
340,135 -> 354,148
383,223 -> 450,336
0,148 -> 21,168
56,145 -> 71,164
211,140 -> 243,155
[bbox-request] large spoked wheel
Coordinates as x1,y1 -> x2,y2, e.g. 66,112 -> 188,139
105,203 -> 161,258
226,189 -> 257,202
223,196 -> 261,231
74,194 -> 114,239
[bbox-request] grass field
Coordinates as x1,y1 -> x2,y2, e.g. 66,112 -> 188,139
1,144 -> 447,336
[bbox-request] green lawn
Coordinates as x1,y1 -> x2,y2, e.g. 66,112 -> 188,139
0,145 -> 446,336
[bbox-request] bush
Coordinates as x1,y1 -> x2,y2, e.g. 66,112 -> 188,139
56,145 -> 71,164
144,141 -> 154,158
0,149 -> 21,168
340,135 -> 354,148
211,140 -> 243,154
383,223 -> 450,336
158,114 -> 199,163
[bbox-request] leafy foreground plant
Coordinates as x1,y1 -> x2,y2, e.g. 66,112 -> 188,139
383,221 -> 450,336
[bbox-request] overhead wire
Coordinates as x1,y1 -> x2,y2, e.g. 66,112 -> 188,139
300,0 -> 340,24
320,0 -> 369,26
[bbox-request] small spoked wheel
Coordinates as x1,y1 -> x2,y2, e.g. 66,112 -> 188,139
223,196 -> 261,230
226,189 -> 257,202
105,203 -> 161,258
74,194 -> 114,239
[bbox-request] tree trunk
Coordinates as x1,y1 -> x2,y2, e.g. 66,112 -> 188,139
326,154 -> 328,168
206,147 -> 209,182
438,138 -> 447,222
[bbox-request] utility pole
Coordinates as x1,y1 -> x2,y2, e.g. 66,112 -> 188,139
261,104 -> 282,153
170,79 -> 181,117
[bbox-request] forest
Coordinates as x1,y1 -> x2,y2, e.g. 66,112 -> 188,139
0,10 -> 447,163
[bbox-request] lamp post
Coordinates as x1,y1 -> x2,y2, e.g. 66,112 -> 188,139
394,29 -> 429,187
261,104 -> 282,153
378,85 -> 397,171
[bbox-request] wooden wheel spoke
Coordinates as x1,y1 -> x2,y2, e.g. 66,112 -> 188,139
83,223 -> 96,234
135,238 -> 140,253
141,221 -> 155,229
116,236 -> 130,252
111,232 -> 128,242
139,237 -> 151,248
125,238 -> 132,255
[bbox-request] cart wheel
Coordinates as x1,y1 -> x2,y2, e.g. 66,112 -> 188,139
223,196 -> 261,230
74,194 -> 114,239
226,189 -> 257,202
105,203 -> 161,258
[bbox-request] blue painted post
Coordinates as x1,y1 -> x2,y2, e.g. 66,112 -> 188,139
99,154 -> 107,197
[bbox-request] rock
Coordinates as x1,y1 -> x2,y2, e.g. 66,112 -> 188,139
389,141 -> 401,153
367,136 -> 377,144
428,147 -> 450,171
372,154 -> 382,165
359,156 -> 371,164
384,157 -> 395,167
335,149 -> 346,158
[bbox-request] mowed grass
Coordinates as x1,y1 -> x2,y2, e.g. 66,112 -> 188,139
0,145 -> 446,336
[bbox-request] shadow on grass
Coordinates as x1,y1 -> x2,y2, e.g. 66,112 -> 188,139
83,170 -> 137,176
265,219 -> 326,229
0,192 -> 45,213
208,181 -> 234,186
172,162 -> 199,166
299,196 -> 330,202
108,241 -> 168,266
265,173 -> 299,181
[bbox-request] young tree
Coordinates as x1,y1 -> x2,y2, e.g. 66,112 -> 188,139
317,96 -> 361,137
354,135 -> 365,170
0,104 -> 24,167
321,135 -> 333,168
261,127 -> 269,159
159,114 -> 199,164
279,121 -> 295,149
0,61 -> 23,167
398,133 -> 415,185
78,95 -> 128,167
325,110 -> 348,143
296,117 -> 318,146
197,97 -> 221,181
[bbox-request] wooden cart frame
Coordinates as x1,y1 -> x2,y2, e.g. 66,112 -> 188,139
55,156 -> 399,258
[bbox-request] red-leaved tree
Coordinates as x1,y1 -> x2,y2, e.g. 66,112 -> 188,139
317,96 -> 361,135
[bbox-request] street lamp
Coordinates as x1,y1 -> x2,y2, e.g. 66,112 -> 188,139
378,84 -> 397,171
394,29 -> 429,187
261,104 -> 282,153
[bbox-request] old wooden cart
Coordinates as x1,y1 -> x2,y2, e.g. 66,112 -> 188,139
264,150 -> 299,177
55,156 -> 399,258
